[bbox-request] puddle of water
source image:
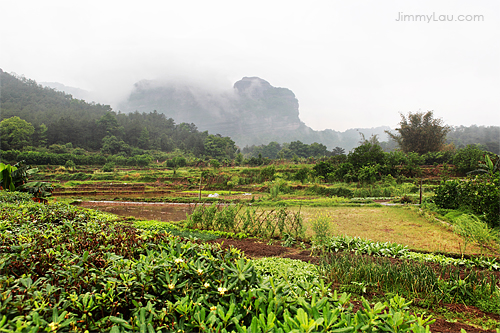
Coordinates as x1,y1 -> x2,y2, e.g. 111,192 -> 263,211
79,201 -> 196,222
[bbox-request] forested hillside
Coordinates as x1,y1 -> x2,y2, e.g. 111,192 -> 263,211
1,70 -> 335,163
447,125 -> 499,154
1,69 -> 498,164
0,69 -> 112,150
0,69 -> 232,158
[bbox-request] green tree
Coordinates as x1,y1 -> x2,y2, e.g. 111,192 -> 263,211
101,135 -> 131,155
386,111 -> 450,154
167,155 -> 187,175
137,127 -> 150,150
96,112 -> 123,137
33,123 -> 48,147
288,141 -> 309,158
313,161 -> 335,181
331,146 -> 345,156
0,116 -> 35,150
204,134 -> 237,160
235,152 -> 244,166
453,144 -> 486,175
261,141 -> 281,159
309,142 -> 328,157
348,141 -> 385,169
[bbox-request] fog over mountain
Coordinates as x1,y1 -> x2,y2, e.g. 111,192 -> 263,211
118,76 -> 390,150
40,82 -> 95,102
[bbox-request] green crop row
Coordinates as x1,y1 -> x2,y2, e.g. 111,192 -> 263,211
313,235 -> 500,271
0,196 -> 433,332
318,252 -> 500,314
133,219 -> 248,241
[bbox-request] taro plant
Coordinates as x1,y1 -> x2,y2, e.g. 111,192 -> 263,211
0,162 -> 16,190
0,161 -> 52,201
468,154 -> 499,177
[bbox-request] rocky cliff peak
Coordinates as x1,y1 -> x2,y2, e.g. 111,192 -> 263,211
233,77 -> 272,97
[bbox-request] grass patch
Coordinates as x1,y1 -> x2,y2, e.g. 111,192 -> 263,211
251,197 -> 357,207
182,190 -> 247,195
299,206 -> 489,255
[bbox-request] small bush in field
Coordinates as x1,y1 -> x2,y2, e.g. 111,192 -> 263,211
310,212 -> 334,243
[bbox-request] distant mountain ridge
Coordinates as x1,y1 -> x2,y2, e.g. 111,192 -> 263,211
119,76 -> 390,151
39,82 -> 93,102
2,69 -> 498,154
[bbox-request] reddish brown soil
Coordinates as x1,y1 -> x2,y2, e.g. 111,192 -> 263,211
209,238 -> 320,264
210,238 -> 499,333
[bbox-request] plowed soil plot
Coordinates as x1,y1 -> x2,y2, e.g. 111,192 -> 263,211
208,238 -> 320,264
209,238 -> 499,333
430,318 -> 498,333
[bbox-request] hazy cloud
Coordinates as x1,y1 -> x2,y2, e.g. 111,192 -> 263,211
1,0 -> 498,131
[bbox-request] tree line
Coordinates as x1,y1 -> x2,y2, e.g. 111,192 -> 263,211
1,69 -> 498,164
0,69 -> 240,160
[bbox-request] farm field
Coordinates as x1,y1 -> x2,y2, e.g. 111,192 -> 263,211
300,206 -> 486,255
2,56 -> 500,332
79,201 -> 488,256
1,162 -> 499,332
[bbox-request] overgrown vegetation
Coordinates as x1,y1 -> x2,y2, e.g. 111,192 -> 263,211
2,69 -> 500,331
0,194 -> 435,332
318,252 -> 500,313
185,203 -> 305,240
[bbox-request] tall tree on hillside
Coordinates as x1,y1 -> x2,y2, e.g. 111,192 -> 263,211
204,134 -> 237,160
32,123 -> 48,147
0,116 -> 35,150
138,127 -> 150,150
96,112 -> 123,138
386,111 -> 450,154
309,142 -> 328,157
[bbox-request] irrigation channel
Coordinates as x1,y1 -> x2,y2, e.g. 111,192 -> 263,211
78,201 -> 195,222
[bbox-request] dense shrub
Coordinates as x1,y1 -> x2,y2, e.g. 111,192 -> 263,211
312,161 -> 334,180
357,164 -> 381,184
107,154 -> 128,166
433,179 -> 461,210
102,161 -> 115,172
0,149 -> 20,163
258,165 -> 275,182
422,150 -> 454,165
460,174 -> 500,228
329,162 -> 356,182
293,166 -> 310,183
434,174 -> 500,228
453,145 -> 486,174
307,185 -> 354,198
348,142 -> 385,169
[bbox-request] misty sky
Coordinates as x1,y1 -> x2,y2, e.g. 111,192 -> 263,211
1,0 -> 499,131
